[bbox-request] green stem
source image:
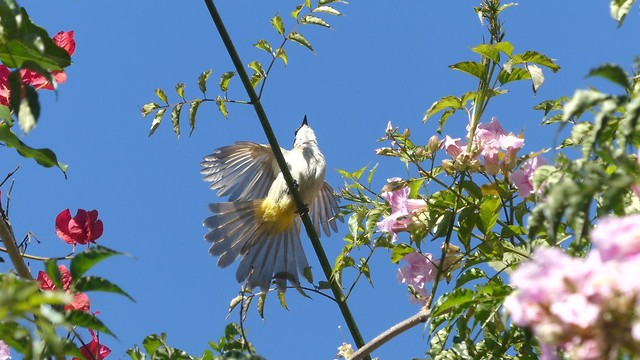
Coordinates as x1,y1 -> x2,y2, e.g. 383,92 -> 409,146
203,0 -> 368,355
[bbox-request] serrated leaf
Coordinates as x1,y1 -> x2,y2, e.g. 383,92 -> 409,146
587,63 -> 630,89
216,96 -> 228,118
450,61 -> 486,80
155,88 -> 168,104
74,276 -> 135,302
70,246 -> 122,279
271,14 -> 285,35
65,310 -> 115,338
290,5 -> 304,19
274,48 -> 288,66
611,0 -> 636,26
149,108 -> 166,136
301,15 -> 330,28
197,69 -> 212,94
175,83 -> 185,99
288,32 -> 314,52
189,99 -> 201,136
0,123 -> 68,173
219,71 -> 235,92
141,102 -> 160,117
253,39 -> 272,54
314,5 -> 341,16
171,103 -> 183,138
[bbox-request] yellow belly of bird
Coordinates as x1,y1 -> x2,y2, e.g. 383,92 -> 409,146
256,198 -> 297,235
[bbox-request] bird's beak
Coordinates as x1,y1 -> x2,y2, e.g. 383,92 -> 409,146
302,115 -> 308,126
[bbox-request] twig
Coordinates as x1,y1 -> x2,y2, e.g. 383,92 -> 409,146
203,0 -> 368,355
349,307 -> 431,360
0,213 -> 32,280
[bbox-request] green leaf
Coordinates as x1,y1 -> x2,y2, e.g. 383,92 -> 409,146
274,48 -> 288,66
424,95 -> 463,121
148,108 -> 166,136
477,195 -> 500,235
70,246 -> 122,279
611,0 -> 636,26
449,61 -> 486,80
455,268 -> 487,288
271,14 -> 285,35
65,310 -> 115,337
175,83 -> 185,99
0,105 -> 10,121
493,41 -> 514,57
254,39 -> 272,53
0,7 -> 71,70
171,103 -> 183,138
155,88 -> 168,104
141,102 -> 160,117
562,89 -> 610,122
142,333 -> 164,355
472,43 -> 500,64
288,32 -> 314,52
257,293 -> 266,319
18,85 -> 39,134
290,5 -> 304,19
189,99 -> 201,136
0,123 -> 68,173
508,51 -> 560,73
314,5 -> 341,16
44,259 -> 63,290
216,95 -> 228,118
197,68 -> 212,94
391,244 -> 414,263
277,291 -> 288,310
301,15 -> 330,28
587,63 -> 630,89
73,276 -> 135,302
497,67 -> 530,85
219,71 -> 235,92
432,288 -> 474,317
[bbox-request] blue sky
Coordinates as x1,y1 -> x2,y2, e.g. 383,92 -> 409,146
2,1 -> 638,359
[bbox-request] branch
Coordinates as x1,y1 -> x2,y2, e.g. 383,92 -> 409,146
349,308 -> 431,360
0,215 -> 33,280
203,0 -> 368,355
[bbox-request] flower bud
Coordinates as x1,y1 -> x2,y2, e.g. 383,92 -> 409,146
428,135 -> 441,153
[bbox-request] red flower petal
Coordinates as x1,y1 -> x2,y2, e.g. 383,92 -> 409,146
52,30 -> 76,56
37,270 -> 55,291
65,292 -> 90,312
55,209 -> 76,245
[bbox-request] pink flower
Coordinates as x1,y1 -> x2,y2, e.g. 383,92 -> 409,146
442,135 -> 465,158
37,264 -> 91,312
397,252 -> 437,304
0,340 -> 10,360
511,156 -> 547,198
56,209 -> 104,247
377,178 -> 427,242
473,118 -> 524,175
590,215 -> 640,261
73,329 -> 111,360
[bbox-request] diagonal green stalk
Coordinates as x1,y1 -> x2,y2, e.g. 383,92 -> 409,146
203,0 -> 368,355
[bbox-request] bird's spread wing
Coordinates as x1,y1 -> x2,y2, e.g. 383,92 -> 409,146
310,182 -> 342,237
201,141 -> 280,201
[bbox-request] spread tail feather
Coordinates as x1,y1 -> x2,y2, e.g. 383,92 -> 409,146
204,201 -> 309,292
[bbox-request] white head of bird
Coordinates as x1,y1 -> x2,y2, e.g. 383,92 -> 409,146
200,116 -> 341,293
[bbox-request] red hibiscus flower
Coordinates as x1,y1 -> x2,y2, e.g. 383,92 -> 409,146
37,264 -> 90,312
73,329 -> 111,360
56,209 -> 104,247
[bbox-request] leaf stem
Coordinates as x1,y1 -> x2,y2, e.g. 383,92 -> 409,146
203,0 -> 368,355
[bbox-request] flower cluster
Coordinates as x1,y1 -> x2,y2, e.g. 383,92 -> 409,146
504,214 -> 640,359
376,177 -> 427,243
0,30 -> 75,106
442,117 -> 524,176
37,264 -> 90,312
397,251 -> 438,304
56,208 -> 104,248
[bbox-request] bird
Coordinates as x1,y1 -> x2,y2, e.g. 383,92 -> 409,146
201,116 -> 341,293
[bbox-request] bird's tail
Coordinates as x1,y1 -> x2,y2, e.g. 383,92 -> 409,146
204,201 -> 310,292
